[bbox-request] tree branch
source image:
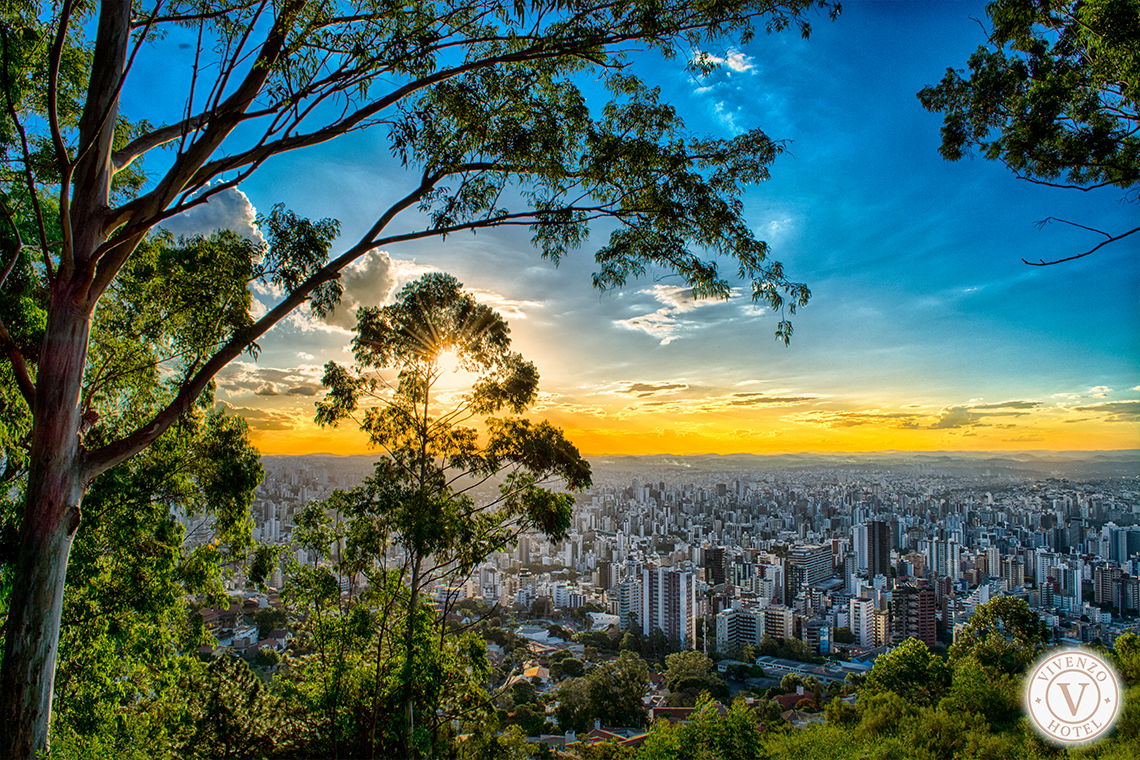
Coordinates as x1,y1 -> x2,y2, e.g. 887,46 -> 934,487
0,319 -> 35,407
1022,222 -> 1140,266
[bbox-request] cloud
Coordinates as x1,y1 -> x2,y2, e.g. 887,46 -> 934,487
217,403 -> 299,432
1072,400 -> 1140,423
160,187 -> 263,243
325,251 -> 398,329
971,400 -> 1041,410
726,393 -> 817,406
217,362 -> 324,398
692,48 -> 755,73
619,382 -> 689,397
466,288 -> 544,320
929,406 -> 981,430
712,101 -> 744,135
792,410 -> 922,430
926,399 -> 1044,429
614,285 -> 731,344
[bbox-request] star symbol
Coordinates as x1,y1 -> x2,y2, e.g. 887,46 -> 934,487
1035,697 -> 1042,703
1105,698 -> 1111,704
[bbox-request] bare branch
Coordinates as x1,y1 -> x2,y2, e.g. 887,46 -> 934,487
112,113 -> 211,173
46,0 -> 77,175
1014,173 -> 1126,192
1023,223 -> 1140,266
0,29 -> 55,282
1033,216 -> 1112,238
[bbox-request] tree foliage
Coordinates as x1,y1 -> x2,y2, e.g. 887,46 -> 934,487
947,595 -> 1049,675
555,651 -> 650,731
285,274 -> 588,757
862,637 -> 949,707
0,227 -> 267,757
918,0 -> 1140,263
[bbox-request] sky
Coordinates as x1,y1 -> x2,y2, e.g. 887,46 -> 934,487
131,1 -> 1140,457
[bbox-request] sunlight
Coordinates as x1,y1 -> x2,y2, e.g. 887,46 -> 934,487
432,347 -> 479,392
435,347 -> 462,376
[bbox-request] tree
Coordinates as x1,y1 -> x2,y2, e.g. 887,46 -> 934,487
313,273 -> 589,755
556,651 -> 650,731
833,627 -> 855,644
862,637 -> 950,707
637,696 -> 765,760
939,654 -> 1021,728
947,596 -> 1049,675
177,657 -> 300,760
918,0 -> 1140,264
663,650 -> 728,706
0,1 -> 838,753
1113,631 -> 1140,684
551,657 -> 585,681
0,224 -> 269,756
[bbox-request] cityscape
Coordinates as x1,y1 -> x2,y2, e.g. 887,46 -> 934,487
1,1 -> 1137,758
173,450 -> 1140,751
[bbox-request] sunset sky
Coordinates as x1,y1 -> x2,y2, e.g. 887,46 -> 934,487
140,1 -> 1140,457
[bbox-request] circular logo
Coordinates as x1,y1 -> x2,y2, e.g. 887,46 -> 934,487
1025,648 -> 1121,744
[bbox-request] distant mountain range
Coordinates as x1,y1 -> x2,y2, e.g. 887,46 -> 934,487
265,450 -> 1139,480
586,450 -> 1140,479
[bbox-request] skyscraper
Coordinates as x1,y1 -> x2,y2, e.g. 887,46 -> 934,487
892,584 -> 936,648
641,567 -> 697,649
848,596 -> 875,648
868,520 -> 891,578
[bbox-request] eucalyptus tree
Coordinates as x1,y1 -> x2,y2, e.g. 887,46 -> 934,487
306,272 -> 589,756
919,0 -> 1140,264
0,1 -> 838,754
0,218 -> 270,755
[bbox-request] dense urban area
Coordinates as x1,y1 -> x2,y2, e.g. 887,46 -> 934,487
181,452 -> 1140,754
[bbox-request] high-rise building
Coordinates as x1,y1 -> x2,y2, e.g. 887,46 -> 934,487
1001,557 -> 1026,589
791,544 -> 833,583
867,521 -> 891,578
595,560 -> 613,592
848,596 -> 875,648
704,547 -> 727,586
715,608 -> 764,653
872,608 -> 891,647
802,618 -> 832,655
641,567 -> 698,649
892,584 -> 936,648
925,538 -> 962,581
763,604 -> 797,640
616,578 -> 641,630
1095,566 -> 1124,606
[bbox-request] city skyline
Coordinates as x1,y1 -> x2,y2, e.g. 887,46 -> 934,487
141,2 -> 1140,456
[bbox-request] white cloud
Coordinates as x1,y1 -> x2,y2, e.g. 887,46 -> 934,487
325,251 -> 399,329
160,187 -> 263,243
466,288 -> 543,319
713,101 -> 744,136
693,48 -> 755,73
614,285 -> 732,345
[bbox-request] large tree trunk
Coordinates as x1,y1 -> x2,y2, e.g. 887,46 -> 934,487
0,284 -> 92,759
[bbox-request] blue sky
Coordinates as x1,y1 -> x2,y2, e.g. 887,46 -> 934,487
133,1 -> 1140,455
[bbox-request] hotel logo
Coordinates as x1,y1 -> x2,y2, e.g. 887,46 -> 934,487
1025,648 -> 1121,744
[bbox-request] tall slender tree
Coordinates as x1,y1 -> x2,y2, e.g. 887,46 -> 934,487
312,272 -> 590,757
0,2 -> 838,754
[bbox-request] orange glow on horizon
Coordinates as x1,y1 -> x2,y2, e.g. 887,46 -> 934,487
246,405 -> 1138,457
